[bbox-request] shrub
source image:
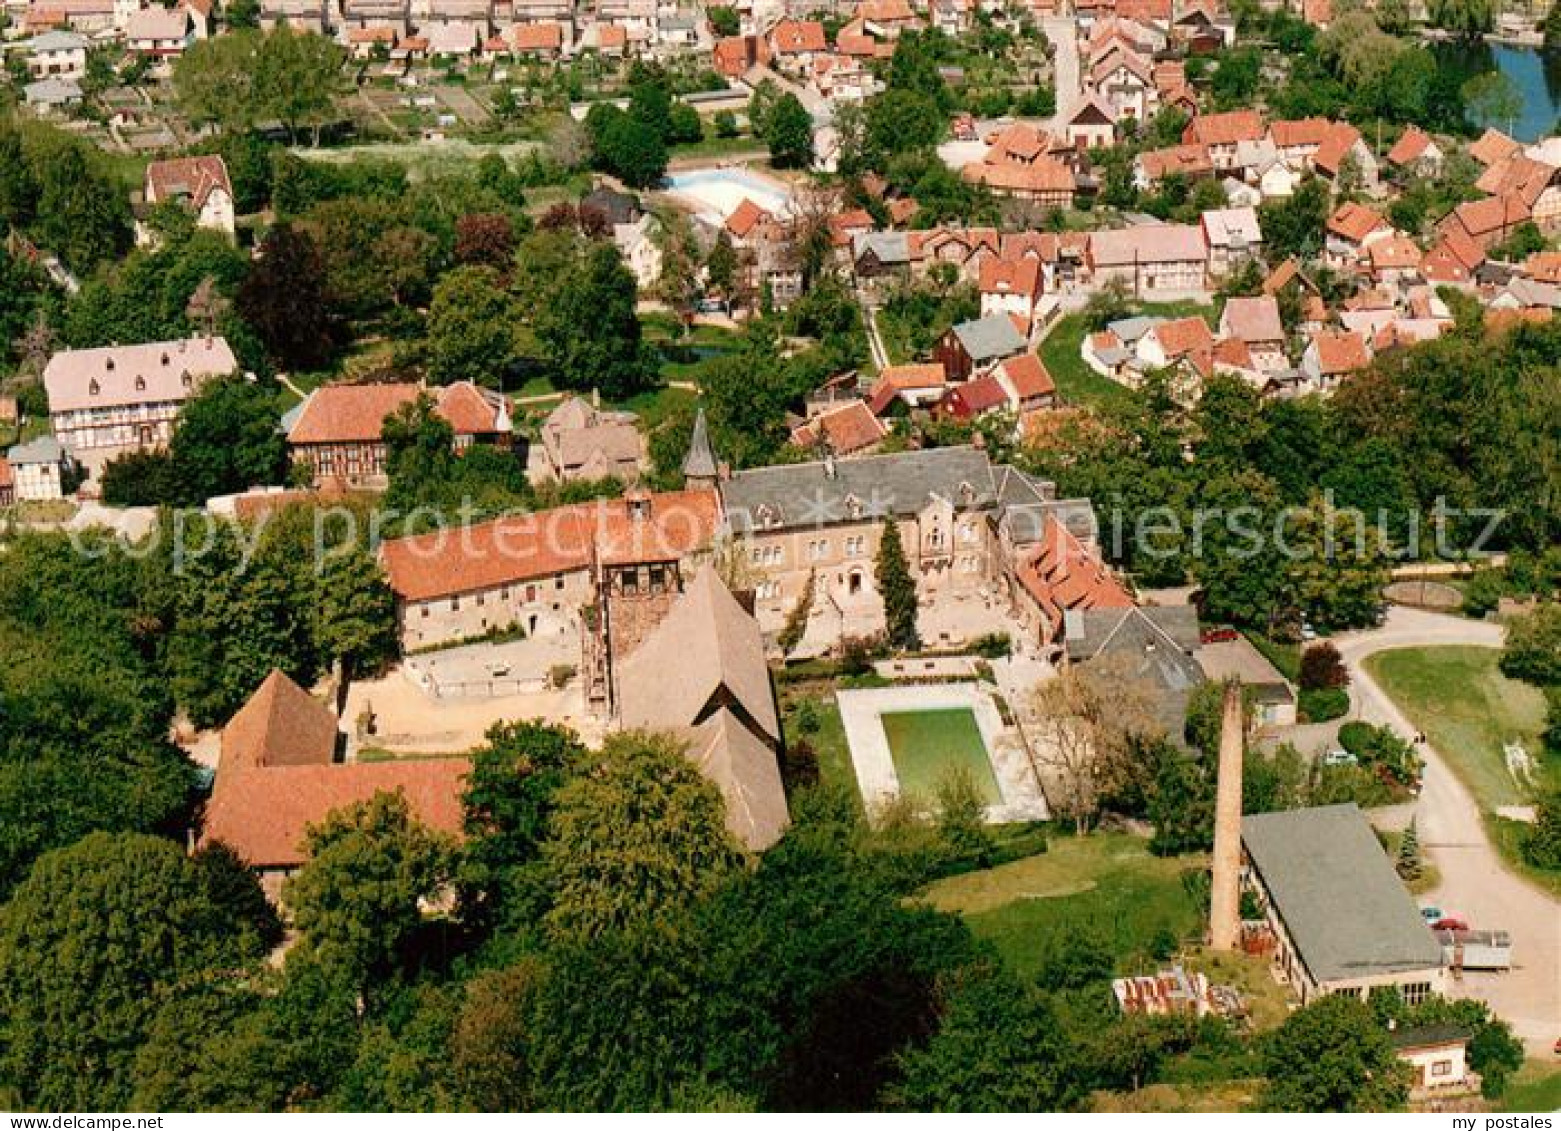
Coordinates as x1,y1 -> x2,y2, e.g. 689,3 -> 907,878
1299,642 -> 1349,690
970,632 -> 1012,659
1298,686 -> 1348,722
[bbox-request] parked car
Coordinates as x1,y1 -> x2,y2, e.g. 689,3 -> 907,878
1300,621 -> 1318,641
1431,915 -> 1469,932
1420,906 -> 1443,923
1323,748 -> 1358,767
1201,626 -> 1240,644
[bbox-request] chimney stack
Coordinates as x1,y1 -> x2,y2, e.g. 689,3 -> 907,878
1208,680 -> 1245,951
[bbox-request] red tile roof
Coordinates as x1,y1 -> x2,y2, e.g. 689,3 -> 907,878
770,18 -> 825,52
205,760 -> 469,869
1309,329 -> 1369,375
1326,202 -> 1388,244
1312,121 -> 1362,176
979,256 -> 1042,299
1151,316 -> 1215,357
1220,295 -> 1283,343
962,158 -> 1074,195
790,400 -> 888,454
380,489 -> 720,602
725,197 -> 769,238
1444,192 -> 1530,238
288,383 -> 422,445
1469,127 -> 1521,167
940,374 -> 1011,419
145,155 -> 232,212
995,353 -> 1055,400
1136,143 -> 1213,182
1386,126 -> 1436,167
1268,117 -> 1332,149
1185,109 -> 1264,148
512,22 -> 562,50
1522,251 -> 1561,284
1015,513 -> 1133,624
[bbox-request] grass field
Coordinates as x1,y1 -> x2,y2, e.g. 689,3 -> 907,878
921,833 -> 1206,975
1365,646 -> 1552,811
880,707 -> 1001,806
1497,1061 -> 1561,1112
1038,300 -> 1215,409
780,692 -> 860,808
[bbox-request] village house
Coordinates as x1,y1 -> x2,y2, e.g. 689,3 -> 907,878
1300,328 -> 1369,392
537,396 -> 644,483
285,381 -> 511,489
978,257 -> 1044,327
1087,224 -> 1207,293
1324,202 -> 1392,271
1184,109 -> 1264,172
125,4 -> 192,56
1064,604 -> 1204,735
1242,804 -> 1447,1006
1005,505 -> 1132,650
141,155 -> 236,241
790,400 -> 889,458
1134,143 -> 1214,190
259,0 -> 332,31
380,486 -> 720,651
1313,120 -> 1379,192
1217,295 -> 1285,371
4,436 -> 73,501
1200,206 -> 1262,279
1392,1027 -> 1480,1102
1088,46 -> 1156,121
1438,194 -> 1531,255
201,670 -> 468,896
866,362 -> 947,417
612,212 -> 662,289
21,30 -> 87,78
43,337 -> 237,463
1060,94 -> 1117,150
936,313 -> 1030,381
1385,126 -> 1445,179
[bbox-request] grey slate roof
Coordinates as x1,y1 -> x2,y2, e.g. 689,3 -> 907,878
721,445 -> 996,534
952,314 -> 1027,363
682,406 -> 717,480
1105,315 -> 1160,345
1242,804 -> 1445,986
853,230 -> 911,265
1065,605 -> 1204,736
7,435 -> 67,464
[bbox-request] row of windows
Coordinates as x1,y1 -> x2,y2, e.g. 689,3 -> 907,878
416,576 -> 567,615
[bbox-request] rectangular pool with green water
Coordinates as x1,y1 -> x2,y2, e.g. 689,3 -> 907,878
879,707 -> 1001,806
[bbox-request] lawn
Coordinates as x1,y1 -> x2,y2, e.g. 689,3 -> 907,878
781,692 -> 858,800
881,707 -> 1000,806
1038,300 -> 1216,410
1496,1061 -> 1561,1113
920,832 -> 1207,979
1365,646 -> 1552,811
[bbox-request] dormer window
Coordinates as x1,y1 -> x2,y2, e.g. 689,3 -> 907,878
181,372 -> 192,388
160,353 -> 170,366
756,504 -> 779,529
957,481 -> 975,505
844,493 -> 863,519
105,358 -> 115,371
135,375 -> 146,391
88,379 -> 100,396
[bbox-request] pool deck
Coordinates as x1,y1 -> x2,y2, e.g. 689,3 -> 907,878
660,166 -> 794,226
836,683 -> 1050,824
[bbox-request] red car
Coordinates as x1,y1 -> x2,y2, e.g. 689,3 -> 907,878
1201,627 -> 1240,644
1431,916 -> 1469,932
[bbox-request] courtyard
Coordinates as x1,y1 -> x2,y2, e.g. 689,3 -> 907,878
836,682 -> 1049,823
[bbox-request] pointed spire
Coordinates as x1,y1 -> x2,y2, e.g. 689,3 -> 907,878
683,405 -> 718,485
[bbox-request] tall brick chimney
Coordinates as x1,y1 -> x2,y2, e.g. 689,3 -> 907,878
1208,680 -> 1245,951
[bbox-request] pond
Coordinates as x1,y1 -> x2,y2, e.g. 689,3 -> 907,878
1433,41 -> 1561,142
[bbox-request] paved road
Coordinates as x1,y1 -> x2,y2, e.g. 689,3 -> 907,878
1332,607 -> 1559,1055
1041,15 -> 1081,130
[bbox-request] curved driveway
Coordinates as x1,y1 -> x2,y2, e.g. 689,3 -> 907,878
1332,607 -> 1558,1055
